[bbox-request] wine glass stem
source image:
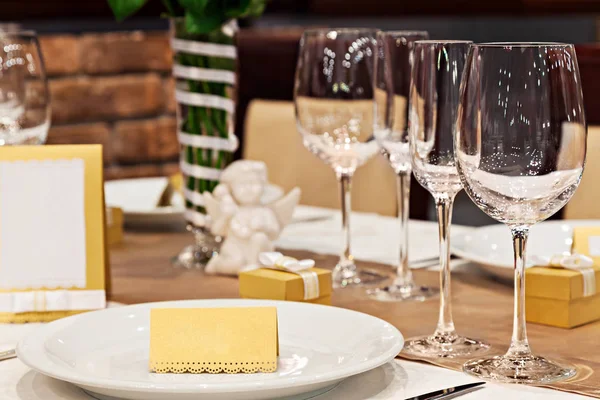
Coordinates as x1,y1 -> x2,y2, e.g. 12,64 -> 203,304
395,172 -> 412,285
338,173 -> 354,267
508,226 -> 532,357
434,195 -> 456,336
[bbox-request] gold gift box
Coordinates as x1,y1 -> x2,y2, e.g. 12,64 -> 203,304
526,226 -> 600,328
106,207 -> 124,247
239,268 -> 332,305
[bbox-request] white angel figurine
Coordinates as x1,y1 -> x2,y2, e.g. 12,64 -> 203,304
203,160 -> 301,275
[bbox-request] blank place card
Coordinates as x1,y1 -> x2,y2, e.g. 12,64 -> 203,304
574,227 -> 600,263
150,307 -> 279,374
0,159 -> 87,289
0,145 -> 106,322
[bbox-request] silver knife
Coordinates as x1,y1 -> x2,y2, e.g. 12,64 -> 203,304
0,348 -> 16,362
405,382 -> 485,400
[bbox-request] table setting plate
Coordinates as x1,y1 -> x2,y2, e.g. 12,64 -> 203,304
451,220 -> 600,280
17,299 -> 403,400
104,178 -> 285,226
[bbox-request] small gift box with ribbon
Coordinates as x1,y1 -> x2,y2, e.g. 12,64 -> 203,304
239,252 -> 332,305
526,227 -> 600,328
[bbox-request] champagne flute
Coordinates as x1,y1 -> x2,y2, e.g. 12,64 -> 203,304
369,31 -> 439,301
294,28 -> 386,288
457,43 -> 585,384
403,40 -> 490,357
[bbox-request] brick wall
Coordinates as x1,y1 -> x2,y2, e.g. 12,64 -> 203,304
40,31 -> 179,180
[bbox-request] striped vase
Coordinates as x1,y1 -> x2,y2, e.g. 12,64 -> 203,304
170,18 -> 239,268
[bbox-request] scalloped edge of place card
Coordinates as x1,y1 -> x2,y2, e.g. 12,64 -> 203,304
150,360 -> 277,374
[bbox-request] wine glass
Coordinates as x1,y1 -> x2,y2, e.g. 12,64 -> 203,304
456,43 -> 585,384
294,28 -> 386,288
0,31 -> 50,145
369,30 -> 439,301
403,40 -> 490,357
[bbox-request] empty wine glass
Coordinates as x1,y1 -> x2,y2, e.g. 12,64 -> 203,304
0,31 -> 50,145
403,40 -> 490,358
294,28 -> 386,288
369,30 -> 439,301
457,43 -> 585,384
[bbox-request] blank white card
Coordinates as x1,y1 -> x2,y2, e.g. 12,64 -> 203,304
0,159 -> 87,290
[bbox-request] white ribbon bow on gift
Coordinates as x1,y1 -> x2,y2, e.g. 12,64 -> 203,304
530,254 -> 596,297
258,252 -> 320,300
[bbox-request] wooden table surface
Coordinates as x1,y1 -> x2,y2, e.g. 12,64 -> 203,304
109,231 -> 600,397
109,231 -> 600,355
110,232 -> 240,304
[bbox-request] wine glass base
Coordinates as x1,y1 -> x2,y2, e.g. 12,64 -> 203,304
333,265 -> 388,288
172,226 -> 221,269
403,332 -> 490,359
463,353 -> 576,385
171,244 -> 212,269
367,283 -> 438,302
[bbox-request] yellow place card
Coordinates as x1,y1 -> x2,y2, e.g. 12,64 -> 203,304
150,307 -> 279,374
573,226 -> 600,265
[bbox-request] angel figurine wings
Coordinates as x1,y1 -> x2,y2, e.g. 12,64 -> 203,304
203,160 -> 301,275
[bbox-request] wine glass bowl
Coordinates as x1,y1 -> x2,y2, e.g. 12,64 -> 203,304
374,31 -> 428,174
295,29 -> 380,176
410,40 -> 471,198
456,43 -> 585,227
456,42 -> 585,384
0,31 -> 50,145
296,97 -> 378,175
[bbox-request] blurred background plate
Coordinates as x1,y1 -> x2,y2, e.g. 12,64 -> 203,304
451,220 -> 600,281
104,178 -> 285,228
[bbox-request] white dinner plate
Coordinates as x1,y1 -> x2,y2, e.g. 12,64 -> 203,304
104,178 -> 284,227
451,219 -> 600,280
17,299 -> 403,400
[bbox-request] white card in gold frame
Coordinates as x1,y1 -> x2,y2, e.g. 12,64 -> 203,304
0,145 -> 106,323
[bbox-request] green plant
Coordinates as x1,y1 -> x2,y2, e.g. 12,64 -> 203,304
109,0 -> 267,216
171,18 -> 235,212
108,0 -> 266,33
